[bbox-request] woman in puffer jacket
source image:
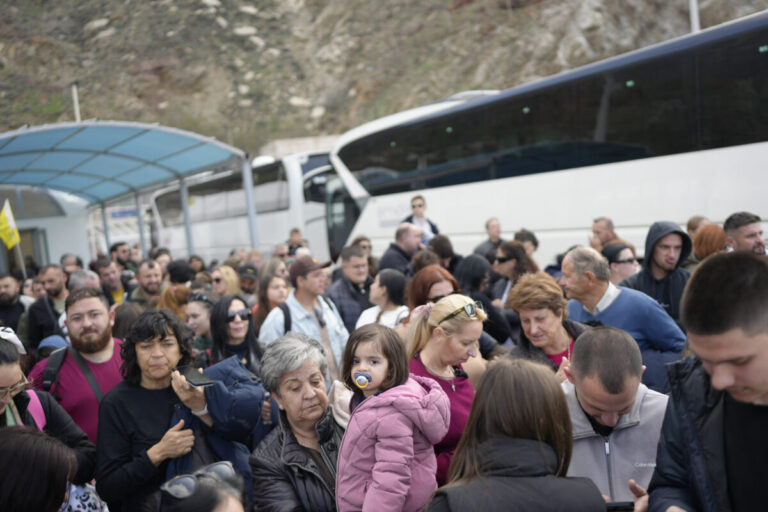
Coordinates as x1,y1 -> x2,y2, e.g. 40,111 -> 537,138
336,324 -> 450,512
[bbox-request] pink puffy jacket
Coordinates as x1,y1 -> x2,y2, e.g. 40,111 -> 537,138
336,375 -> 451,512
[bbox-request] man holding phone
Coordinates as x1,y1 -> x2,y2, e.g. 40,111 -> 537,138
563,327 -> 666,511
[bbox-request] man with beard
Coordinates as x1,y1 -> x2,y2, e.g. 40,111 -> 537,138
127,260 -> 162,308
25,264 -> 69,351
110,241 -> 137,273
29,288 -> 122,443
0,274 -> 34,331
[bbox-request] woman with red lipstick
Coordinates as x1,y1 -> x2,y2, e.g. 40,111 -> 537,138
506,272 -> 591,382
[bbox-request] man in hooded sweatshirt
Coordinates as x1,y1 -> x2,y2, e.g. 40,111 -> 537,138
620,221 -> 691,330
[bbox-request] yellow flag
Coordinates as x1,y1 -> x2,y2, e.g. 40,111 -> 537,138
0,199 -> 21,249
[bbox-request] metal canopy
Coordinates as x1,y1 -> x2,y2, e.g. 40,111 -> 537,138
0,120 -> 246,204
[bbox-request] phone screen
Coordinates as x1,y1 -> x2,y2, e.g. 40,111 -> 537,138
176,366 -> 214,387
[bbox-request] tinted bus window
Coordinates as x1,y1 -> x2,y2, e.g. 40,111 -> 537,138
698,27 -> 768,149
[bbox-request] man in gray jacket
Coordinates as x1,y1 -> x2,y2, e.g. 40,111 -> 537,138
563,327 -> 668,504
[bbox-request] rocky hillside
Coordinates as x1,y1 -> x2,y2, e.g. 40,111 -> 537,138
1,0 -> 766,155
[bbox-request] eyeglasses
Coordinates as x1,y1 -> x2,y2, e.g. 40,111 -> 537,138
226,308 -> 252,323
495,256 -> 512,264
0,375 -> 29,399
438,301 -> 483,325
188,292 -> 214,304
614,258 -> 637,265
161,461 -> 236,499
411,203 -> 425,209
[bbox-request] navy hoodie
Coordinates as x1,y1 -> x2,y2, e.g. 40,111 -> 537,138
620,221 -> 691,326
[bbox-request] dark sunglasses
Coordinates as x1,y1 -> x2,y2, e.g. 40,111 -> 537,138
438,301 -> 484,325
188,292 -> 214,304
160,461 -> 236,499
227,308 -> 252,322
428,294 -> 447,303
495,256 -> 512,263
614,258 -> 637,264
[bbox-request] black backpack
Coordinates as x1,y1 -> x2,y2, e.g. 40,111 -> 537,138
42,346 -> 105,403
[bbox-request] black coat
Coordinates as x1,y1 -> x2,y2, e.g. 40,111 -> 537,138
12,389 -> 96,485
26,296 -> 63,350
507,319 -> 591,371
249,408 -> 344,512
377,243 -> 412,275
648,356 -> 729,512
426,438 -> 605,512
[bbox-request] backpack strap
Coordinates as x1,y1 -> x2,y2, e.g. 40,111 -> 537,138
68,346 -> 105,403
25,390 -> 46,430
278,302 -> 291,333
42,346 -> 68,396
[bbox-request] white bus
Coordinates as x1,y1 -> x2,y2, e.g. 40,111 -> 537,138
151,152 -> 333,262
325,11 -> 768,267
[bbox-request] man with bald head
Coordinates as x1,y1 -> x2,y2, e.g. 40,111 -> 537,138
378,222 -> 422,274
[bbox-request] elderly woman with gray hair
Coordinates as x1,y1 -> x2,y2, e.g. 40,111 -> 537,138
249,332 -> 345,512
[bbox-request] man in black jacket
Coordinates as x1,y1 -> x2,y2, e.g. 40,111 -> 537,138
649,252 -> 768,512
378,223 -> 421,275
26,264 -> 68,351
620,221 -> 691,328
325,245 -> 373,332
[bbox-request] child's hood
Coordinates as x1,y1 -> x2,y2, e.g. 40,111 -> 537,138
366,375 -> 451,444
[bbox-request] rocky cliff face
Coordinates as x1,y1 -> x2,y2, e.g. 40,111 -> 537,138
1,0 -> 765,154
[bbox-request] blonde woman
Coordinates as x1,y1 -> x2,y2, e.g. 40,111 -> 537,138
211,265 -> 241,298
406,294 -> 487,486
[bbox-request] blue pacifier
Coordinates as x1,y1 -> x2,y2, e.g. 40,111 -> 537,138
354,372 -> 372,389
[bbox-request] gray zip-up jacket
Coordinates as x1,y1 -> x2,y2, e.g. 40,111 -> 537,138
563,380 -> 668,501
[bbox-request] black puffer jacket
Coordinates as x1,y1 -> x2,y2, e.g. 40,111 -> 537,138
426,438 -> 605,512
11,388 -> 96,484
648,356 -> 729,512
249,408 -> 344,512
507,319 -> 590,371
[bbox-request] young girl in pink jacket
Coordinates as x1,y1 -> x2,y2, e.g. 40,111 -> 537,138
336,324 -> 450,512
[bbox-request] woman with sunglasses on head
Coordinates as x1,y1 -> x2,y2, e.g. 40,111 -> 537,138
454,255 -> 513,346
0,334 -> 96,486
407,294 -> 487,486
210,295 -> 262,375
161,461 -> 245,512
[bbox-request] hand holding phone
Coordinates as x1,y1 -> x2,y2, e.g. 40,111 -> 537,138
176,365 -> 214,387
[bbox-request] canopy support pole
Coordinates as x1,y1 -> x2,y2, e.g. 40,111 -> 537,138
180,178 -> 194,257
242,157 -> 259,250
101,203 -> 111,254
135,192 -> 147,259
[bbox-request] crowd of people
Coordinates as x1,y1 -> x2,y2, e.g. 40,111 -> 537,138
0,204 -> 765,512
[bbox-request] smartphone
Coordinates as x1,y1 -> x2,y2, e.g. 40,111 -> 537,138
176,365 -> 214,387
606,502 -> 634,511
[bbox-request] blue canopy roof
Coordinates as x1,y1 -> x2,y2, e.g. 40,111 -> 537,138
0,121 -> 246,204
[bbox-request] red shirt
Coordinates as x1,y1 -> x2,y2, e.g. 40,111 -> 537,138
29,338 -> 124,443
545,338 -> 576,368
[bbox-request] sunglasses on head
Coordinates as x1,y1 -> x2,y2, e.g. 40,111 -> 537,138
160,461 -> 236,500
227,308 -> 252,322
188,292 -> 214,304
438,301 -> 484,325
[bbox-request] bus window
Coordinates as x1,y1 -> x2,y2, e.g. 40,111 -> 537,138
253,162 -> 290,212
325,173 -> 360,261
